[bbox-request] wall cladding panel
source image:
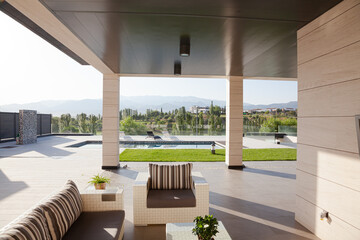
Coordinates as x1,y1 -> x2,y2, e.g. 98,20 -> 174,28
297,144 -> 360,192
298,78 -> 360,117
296,196 -> 360,240
298,41 -> 360,91
297,170 -> 360,229
297,117 -> 358,154
296,0 -> 360,239
297,0 -> 360,39
298,3 -> 360,64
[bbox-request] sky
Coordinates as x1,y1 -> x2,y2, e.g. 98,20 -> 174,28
0,12 -> 297,106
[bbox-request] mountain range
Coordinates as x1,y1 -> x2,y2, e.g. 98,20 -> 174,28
0,96 -> 297,116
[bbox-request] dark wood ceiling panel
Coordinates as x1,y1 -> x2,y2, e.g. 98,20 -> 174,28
40,0 -> 342,77
44,0 -> 341,22
243,33 -> 297,77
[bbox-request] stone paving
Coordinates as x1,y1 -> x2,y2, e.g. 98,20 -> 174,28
0,135 -> 310,240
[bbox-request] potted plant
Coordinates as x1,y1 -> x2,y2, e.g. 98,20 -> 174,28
192,215 -> 219,240
88,174 -> 110,190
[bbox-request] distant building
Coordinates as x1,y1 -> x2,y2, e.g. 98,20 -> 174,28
189,106 -> 210,114
244,107 -> 297,114
282,108 -> 296,112
121,108 -> 138,118
244,108 -> 276,113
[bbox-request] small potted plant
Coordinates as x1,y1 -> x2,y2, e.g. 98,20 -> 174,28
192,215 -> 219,240
88,174 -> 110,190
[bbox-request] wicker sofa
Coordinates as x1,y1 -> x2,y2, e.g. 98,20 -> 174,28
133,163 -> 209,226
0,180 -> 125,240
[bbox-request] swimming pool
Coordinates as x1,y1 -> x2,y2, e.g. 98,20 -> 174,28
68,141 -> 224,149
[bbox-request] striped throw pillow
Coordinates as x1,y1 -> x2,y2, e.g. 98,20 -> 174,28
0,207 -> 51,240
40,180 -> 82,240
149,163 -> 193,190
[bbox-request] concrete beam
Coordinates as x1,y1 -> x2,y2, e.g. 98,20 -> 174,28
6,0 -> 114,75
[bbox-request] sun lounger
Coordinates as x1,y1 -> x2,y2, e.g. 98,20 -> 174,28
162,130 -> 180,141
146,131 -> 162,140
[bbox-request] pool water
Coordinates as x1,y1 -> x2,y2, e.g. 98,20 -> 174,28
80,143 -> 223,149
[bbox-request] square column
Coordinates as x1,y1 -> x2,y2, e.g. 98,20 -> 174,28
19,110 -> 37,144
226,76 -> 244,169
102,74 -> 120,169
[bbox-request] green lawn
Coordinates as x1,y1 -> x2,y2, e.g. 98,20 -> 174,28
119,148 -> 296,162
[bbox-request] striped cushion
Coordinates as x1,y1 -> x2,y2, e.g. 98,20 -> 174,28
39,180 -> 82,240
0,207 -> 50,240
149,163 -> 193,190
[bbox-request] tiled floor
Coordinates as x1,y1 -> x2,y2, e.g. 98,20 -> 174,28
0,136 -> 317,240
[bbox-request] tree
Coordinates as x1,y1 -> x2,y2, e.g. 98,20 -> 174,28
281,118 -> 297,126
171,124 -> 179,135
89,114 -> 98,134
198,112 -> 204,129
77,113 -> 88,133
260,117 -> 281,132
215,116 -> 223,132
185,112 -> 192,126
213,106 -> 221,116
119,116 -> 147,135
181,106 -> 186,116
191,117 -> 197,133
210,101 -> 214,115
60,114 -> 71,132
51,117 -> 60,133
208,114 -> 216,134
175,107 -> 187,131
59,114 -> 80,133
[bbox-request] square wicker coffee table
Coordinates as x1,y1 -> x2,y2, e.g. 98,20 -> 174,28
81,186 -> 124,212
166,221 -> 231,240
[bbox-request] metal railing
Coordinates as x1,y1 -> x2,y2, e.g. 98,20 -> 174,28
0,112 -> 51,142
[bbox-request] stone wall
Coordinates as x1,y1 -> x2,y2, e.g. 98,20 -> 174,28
19,110 -> 37,144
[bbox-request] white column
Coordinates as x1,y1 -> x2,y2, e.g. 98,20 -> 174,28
102,74 -> 120,169
226,76 -> 244,168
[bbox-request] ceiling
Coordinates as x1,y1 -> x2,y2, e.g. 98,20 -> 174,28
40,0 -> 342,78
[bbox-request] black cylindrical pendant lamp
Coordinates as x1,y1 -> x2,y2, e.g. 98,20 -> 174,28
174,61 -> 181,75
180,35 -> 190,57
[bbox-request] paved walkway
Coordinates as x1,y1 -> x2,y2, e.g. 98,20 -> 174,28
0,136 -> 316,240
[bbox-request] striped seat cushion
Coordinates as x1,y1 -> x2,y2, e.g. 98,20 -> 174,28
39,180 -> 82,240
149,163 -> 193,190
0,207 -> 51,240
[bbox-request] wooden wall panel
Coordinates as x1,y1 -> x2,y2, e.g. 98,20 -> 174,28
297,0 -> 360,238
298,78 -> 360,117
298,41 -> 360,91
298,3 -> 360,64
102,74 -> 119,168
297,144 -> 360,191
295,196 -> 360,240
297,0 -> 360,39
296,170 -> 360,229
226,76 -> 243,167
297,117 -> 359,154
